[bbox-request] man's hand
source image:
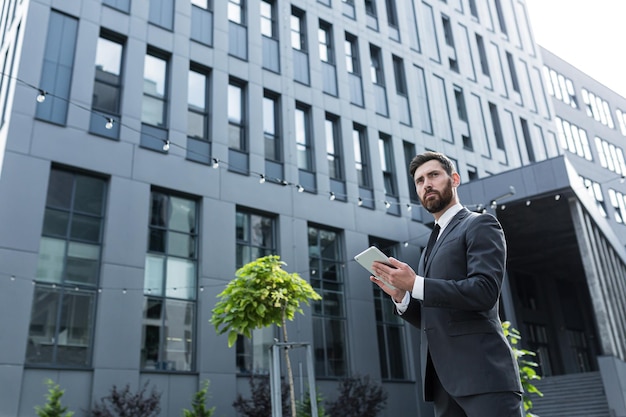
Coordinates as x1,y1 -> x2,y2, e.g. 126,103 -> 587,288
370,257 -> 416,302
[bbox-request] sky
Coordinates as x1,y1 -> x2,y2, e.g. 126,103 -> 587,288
524,0 -> 626,99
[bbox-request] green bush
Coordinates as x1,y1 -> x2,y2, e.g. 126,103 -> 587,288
183,380 -> 216,417
35,379 -> 74,417
296,389 -> 327,417
503,321 -> 544,417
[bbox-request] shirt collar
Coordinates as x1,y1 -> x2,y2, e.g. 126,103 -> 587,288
436,202 -> 463,232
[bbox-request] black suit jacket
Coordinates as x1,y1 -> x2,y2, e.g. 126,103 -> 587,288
400,208 -> 522,401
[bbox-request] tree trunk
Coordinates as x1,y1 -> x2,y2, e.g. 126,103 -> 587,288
282,315 -> 297,417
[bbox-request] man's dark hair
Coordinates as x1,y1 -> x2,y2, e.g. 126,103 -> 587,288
409,151 -> 456,177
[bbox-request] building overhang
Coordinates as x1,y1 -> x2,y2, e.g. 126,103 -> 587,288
460,155 -> 626,362
459,155 -> 626,268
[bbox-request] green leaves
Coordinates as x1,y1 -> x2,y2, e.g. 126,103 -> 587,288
210,255 -> 321,347
182,380 -> 215,417
35,379 -> 74,417
502,321 -> 544,416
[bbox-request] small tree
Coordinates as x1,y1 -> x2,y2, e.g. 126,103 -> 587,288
211,255 -> 322,417
183,380 -> 215,417
325,375 -> 387,417
35,379 -> 74,417
502,321 -> 543,417
90,381 -> 161,417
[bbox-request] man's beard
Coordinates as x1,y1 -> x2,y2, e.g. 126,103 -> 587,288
421,178 -> 453,213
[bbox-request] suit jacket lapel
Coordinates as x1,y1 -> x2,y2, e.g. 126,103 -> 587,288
424,208 -> 470,274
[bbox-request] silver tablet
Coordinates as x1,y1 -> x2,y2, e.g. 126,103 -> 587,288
354,246 -> 396,288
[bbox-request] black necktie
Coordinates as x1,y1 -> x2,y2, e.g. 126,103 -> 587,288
424,224 -> 440,263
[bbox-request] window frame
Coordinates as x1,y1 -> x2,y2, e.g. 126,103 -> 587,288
141,190 -> 199,372
26,168 -> 107,368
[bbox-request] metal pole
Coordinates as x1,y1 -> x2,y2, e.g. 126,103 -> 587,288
270,342 -> 317,417
306,344 -> 318,417
271,344 -> 282,417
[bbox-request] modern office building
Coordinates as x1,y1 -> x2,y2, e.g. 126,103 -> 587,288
480,47 -> 626,417
0,1 -> 624,416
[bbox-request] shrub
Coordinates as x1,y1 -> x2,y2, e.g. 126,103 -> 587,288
326,375 -> 387,417
35,379 -> 74,417
183,380 -> 216,417
232,376 -> 289,417
502,321 -> 543,417
89,381 -> 161,417
296,389 -> 327,417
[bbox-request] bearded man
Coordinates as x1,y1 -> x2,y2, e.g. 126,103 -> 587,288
371,151 -> 523,417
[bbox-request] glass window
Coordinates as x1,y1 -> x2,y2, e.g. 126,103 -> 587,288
385,0 -> 398,28
344,34 -> 359,74
608,189 -> 626,224
506,52 -> 520,92
369,239 -> 408,380
290,8 -> 306,51
325,115 -> 343,180
142,191 -> 198,371
191,0 -> 209,8
476,34 -> 490,76
369,45 -> 384,85
142,51 -> 168,127
90,35 -> 124,138
187,67 -> 210,140
142,298 -> 195,371
228,80 -> 246,151
353,124 -> 371,188
442,15 -> 454,47
489,102 -> 505,150
454,86 -> 468,122
260,0 -> 275,37
392,55 -> 407,95
469,0 -> 478,19
582,88 -> 615,128
594,136 -> 625,175
263,92 -> 281,162
36,11 -> 78,125
235,209 -> 277,374
295,104 -> 312,171
228,0 -> 245,24
235,210 -> 276,277
93,35 -> 123,115
403,141 -> 419,204
309,226 -> 347,377
26,168 -> 106,367
555,117 -> 593,161
318,22 -> 332,63
379,133 -> 397,196
494,0 -> 508,35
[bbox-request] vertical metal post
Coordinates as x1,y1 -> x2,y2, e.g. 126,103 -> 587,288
269,342 -> 317,417
306,344 -> 318,417
271,344 -> 282,417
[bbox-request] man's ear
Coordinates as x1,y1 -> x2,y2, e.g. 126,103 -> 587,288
452,172 -> 461,187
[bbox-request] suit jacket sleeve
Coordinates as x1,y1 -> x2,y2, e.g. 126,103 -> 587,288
422,213 -> 505,311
